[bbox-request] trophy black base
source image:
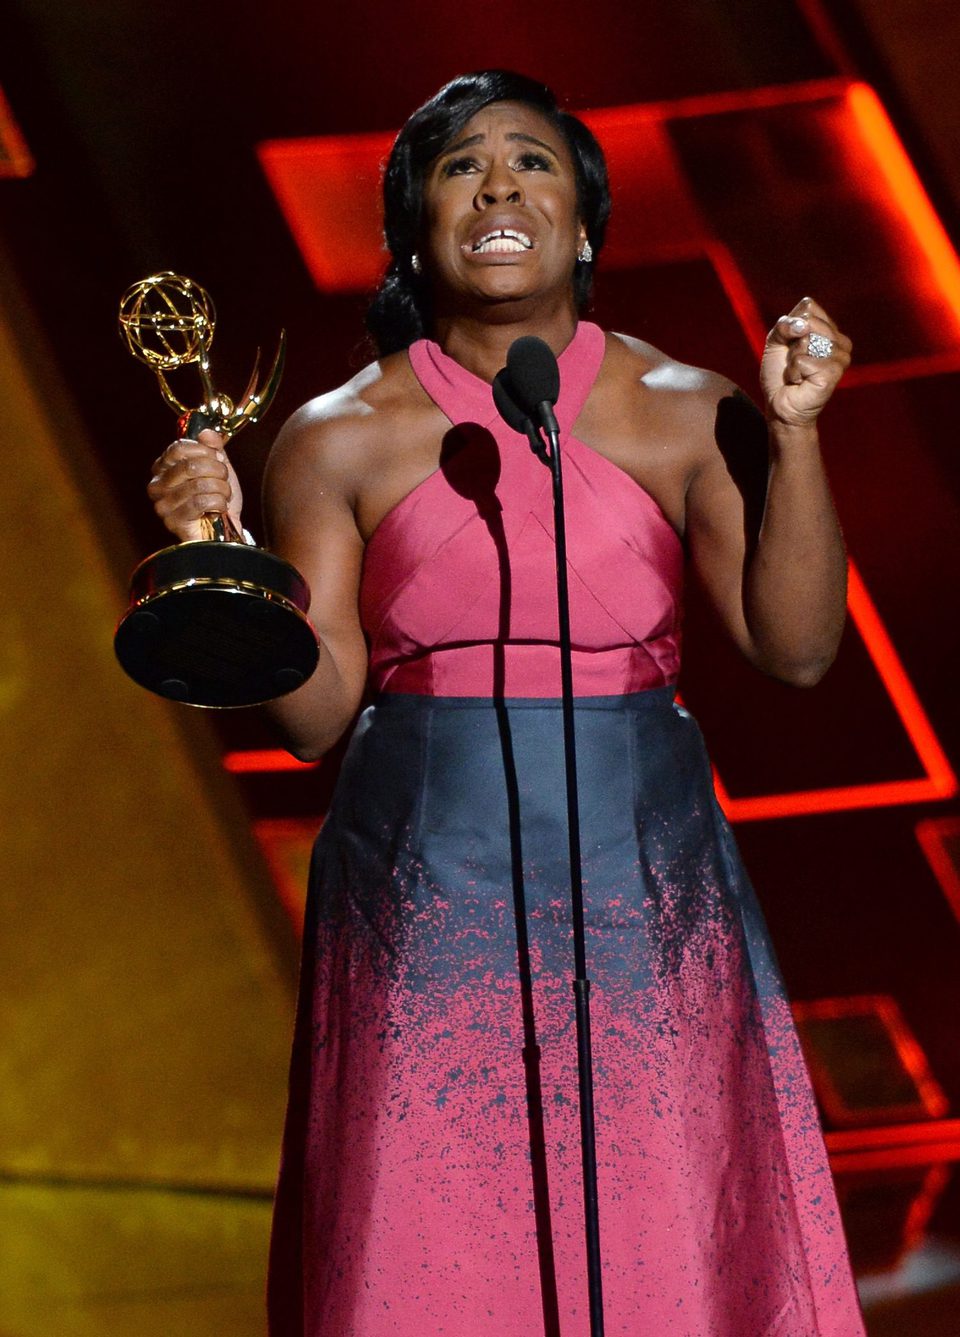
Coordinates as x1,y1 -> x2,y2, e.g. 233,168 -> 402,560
114,540 -> 320,708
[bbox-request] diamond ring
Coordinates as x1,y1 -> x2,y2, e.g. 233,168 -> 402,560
807,332 -> 834,359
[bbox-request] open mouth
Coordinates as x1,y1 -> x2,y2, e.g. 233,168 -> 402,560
471,228 -> 534,254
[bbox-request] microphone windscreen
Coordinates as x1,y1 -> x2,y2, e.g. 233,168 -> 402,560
492,369 -> 531,434
505,336 -> 560,415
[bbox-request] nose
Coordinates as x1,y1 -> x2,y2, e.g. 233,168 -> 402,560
473,160 -> 524,210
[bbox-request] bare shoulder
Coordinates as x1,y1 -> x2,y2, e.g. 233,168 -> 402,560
268,352 -> 415,467
606,330 -> 735,408
601,330 -> 762,468
264,350 -> 432,505
572,329 -> 763,534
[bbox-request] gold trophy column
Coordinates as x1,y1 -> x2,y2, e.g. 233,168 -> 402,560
114,273 -> 319,707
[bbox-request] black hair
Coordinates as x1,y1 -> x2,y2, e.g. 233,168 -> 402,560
366,70 -> 611,355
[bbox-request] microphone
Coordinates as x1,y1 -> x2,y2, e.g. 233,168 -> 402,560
505,336 -> 561,441
497,337 -> 602,1326
491,368 -> 530,435
492,364 -> 549,463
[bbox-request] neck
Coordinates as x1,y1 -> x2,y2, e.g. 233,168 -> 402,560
429,297 -> 579,384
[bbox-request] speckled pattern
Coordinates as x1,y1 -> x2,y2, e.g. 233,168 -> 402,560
266,324 -> 864,1334
268,695 -> 863,1334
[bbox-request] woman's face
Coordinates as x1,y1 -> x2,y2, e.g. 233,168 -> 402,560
419,101 -> 586,316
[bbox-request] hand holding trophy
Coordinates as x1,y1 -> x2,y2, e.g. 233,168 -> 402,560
114,272 -> 319,707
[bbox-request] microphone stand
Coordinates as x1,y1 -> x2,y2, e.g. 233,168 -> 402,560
527,408 -> 606,1337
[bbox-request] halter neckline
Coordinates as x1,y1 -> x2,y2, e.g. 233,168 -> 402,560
410,321 -> 607,433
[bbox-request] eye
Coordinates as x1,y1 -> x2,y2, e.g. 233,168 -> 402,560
440,155 -> 481,178
513,151 -> 554,172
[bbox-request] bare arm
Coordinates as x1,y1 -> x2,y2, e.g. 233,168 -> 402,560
685,298 -> 851,685
258,407 -> 369,759
148,406 -> 370,759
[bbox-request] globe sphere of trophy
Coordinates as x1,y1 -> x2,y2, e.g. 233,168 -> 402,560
114,272 -> 319,708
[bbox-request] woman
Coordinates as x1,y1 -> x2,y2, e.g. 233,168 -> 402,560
150,71 -> 863,1337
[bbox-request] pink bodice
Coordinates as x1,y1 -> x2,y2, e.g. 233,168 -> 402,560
359,322 -> 684,697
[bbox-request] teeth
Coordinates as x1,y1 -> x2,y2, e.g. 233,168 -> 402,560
476,238 -> 526,253
473,229 -> 532,254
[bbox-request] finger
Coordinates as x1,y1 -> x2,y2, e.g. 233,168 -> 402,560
788,353 -> 841,382
782,355 -> 806,386
809,341 -> 852,371
791,296 -> 836,329
148,468 -> 232,519
151,479 -> 233,520
148,474 -> 229,513
802,317 -> 852,355
150,449 -> 230,486
148,462 -> 231,495
782,296 -> 838,330
150,436 -> 227,475
770,313 -> 852,356
787,297 -> 852,349
769,314 -> 809,348
796,328 -> 853,368
197,427 -> 229,450
769,312 -> 821,349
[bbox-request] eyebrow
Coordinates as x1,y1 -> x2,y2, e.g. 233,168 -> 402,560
439,131 -> 560,158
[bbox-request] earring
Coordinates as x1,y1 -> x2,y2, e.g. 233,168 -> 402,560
577,240 -> 594,264
411,253 -> 422,275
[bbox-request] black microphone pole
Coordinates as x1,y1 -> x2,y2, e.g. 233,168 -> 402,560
539,394 -> 606,1337
495,342 -> 606,1337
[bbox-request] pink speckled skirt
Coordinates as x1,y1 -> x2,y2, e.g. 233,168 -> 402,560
268,689 -> 864,1336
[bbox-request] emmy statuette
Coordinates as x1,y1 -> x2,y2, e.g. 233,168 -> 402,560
114,272 -> 319,707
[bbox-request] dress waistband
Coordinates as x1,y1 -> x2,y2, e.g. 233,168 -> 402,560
371,684 -> 678,712
371,643 -> 677,698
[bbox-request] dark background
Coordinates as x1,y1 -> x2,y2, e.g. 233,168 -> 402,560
2,0 -> 958,1108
